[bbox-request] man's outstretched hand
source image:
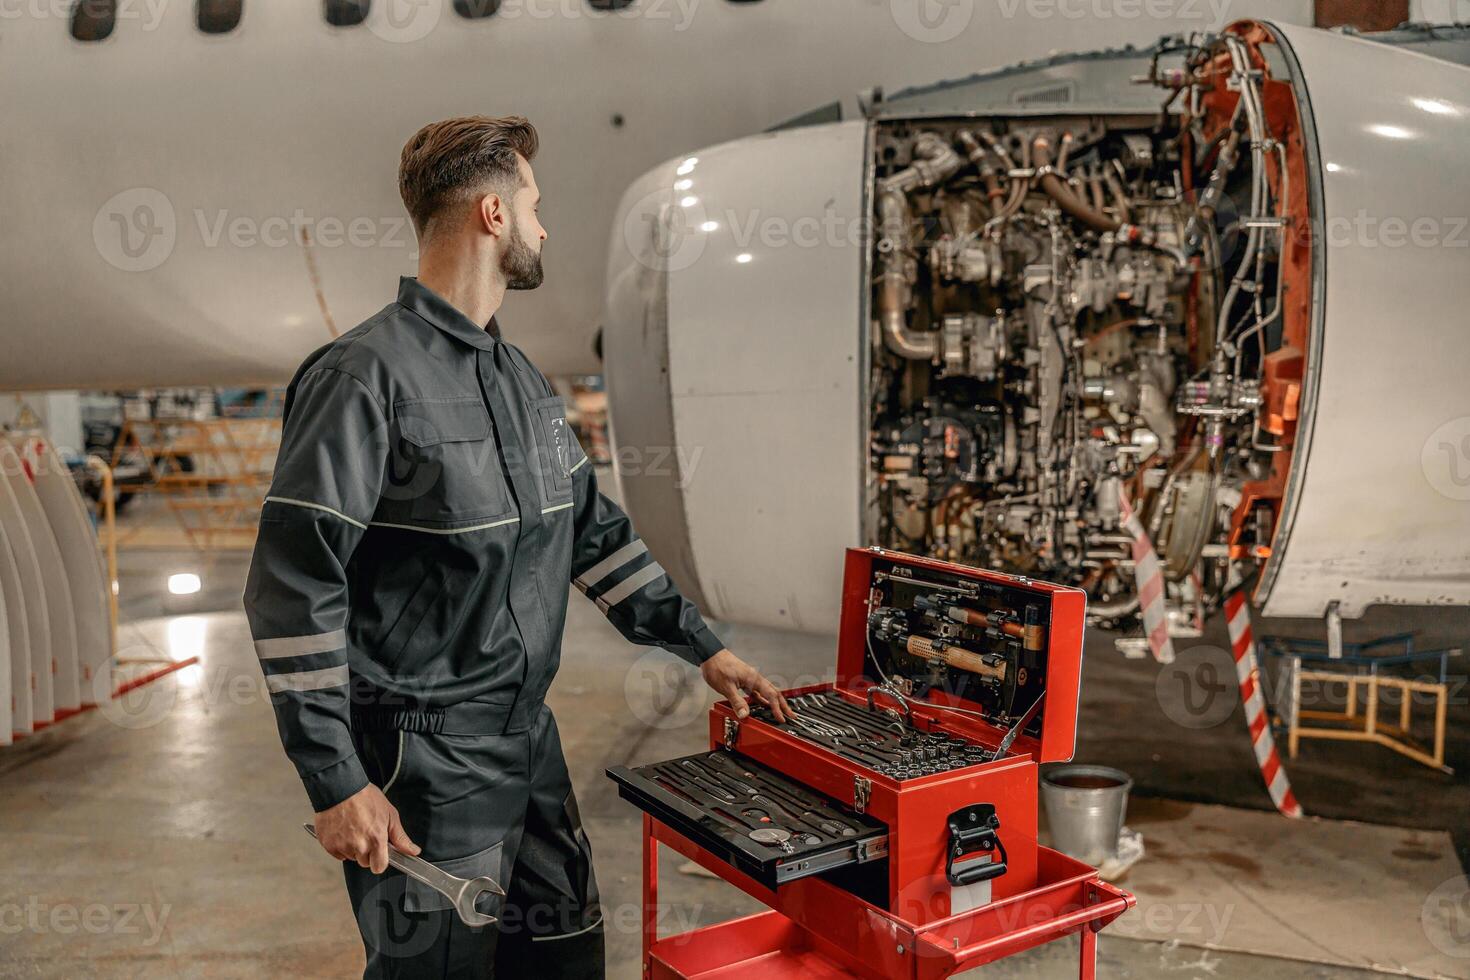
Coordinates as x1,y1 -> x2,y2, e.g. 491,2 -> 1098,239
700,649 -> 793,723
314,783 -> 420,874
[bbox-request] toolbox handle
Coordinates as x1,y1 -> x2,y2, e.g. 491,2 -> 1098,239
919,883 -> 1134,970
946,804 -> 1009,886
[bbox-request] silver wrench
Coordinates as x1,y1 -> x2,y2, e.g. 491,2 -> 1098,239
303,823 -> 504,928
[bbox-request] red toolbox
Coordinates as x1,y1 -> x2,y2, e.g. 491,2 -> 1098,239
607,547 -> 1134,978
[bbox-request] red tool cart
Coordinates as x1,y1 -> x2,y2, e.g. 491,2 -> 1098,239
608,547 -> 1134,978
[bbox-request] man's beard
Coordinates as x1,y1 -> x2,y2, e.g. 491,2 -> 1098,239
502,228 -> 544,290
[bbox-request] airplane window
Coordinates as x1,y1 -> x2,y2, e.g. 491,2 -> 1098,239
453,0 -> 501,17
197,0 -> 243,34
70,0 -> 117,42
325,0 -> 369,27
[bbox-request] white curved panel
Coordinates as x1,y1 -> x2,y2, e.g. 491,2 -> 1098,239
0,574 -> 9,745
0,442 -> 80,714
0,523 -> 29,739
0,460 -> 52,726
20,438 -> 113,706
605,121 -> 868,632
1259,25 -> 1470,618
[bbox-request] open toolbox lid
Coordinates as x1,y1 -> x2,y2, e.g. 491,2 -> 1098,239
834,547 -> 1086,764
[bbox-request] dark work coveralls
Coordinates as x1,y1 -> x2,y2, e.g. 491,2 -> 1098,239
243,277 -> 725,978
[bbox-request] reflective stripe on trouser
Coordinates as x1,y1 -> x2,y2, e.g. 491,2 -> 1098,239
344,704 -> 604,979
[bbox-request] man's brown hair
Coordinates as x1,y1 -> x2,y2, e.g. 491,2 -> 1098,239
398,115 -> 539,237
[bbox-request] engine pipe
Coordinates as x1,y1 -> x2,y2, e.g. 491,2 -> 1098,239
874,132 -> 964,361
957,129 -> 1008,205
1031,134 -> 1187,264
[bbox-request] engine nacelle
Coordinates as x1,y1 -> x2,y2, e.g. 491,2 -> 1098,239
603,21 -> 1470,632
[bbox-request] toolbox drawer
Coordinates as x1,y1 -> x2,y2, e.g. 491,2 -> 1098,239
607,749 -> 888,889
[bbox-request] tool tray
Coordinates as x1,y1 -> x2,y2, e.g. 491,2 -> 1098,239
744,687 -> 1004,781
607,749 -> 889,889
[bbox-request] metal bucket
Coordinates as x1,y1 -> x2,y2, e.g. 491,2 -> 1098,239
1040,764 -> 1132,866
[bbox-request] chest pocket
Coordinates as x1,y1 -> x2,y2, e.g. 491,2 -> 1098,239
529,395 -> 576,509
385,395 -> 513,524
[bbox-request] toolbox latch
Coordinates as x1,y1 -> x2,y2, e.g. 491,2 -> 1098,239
853,775 -> 872,814
722,716 -> 739,751
945,804 -> 1009,886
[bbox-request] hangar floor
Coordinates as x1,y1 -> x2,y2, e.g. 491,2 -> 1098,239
2,484 -> 1466,978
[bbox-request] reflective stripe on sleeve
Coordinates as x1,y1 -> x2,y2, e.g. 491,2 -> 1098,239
575,539 -> 647,592
596,562 -> 665,612
254,629 -> 346,661
265,665 -> 349,694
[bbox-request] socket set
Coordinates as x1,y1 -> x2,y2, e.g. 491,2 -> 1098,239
752,690 -> 999,780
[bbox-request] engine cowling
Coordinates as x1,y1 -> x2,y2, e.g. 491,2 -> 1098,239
603,21 -> 1470,633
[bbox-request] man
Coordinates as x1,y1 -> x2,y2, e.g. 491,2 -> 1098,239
244,115 -> 791,978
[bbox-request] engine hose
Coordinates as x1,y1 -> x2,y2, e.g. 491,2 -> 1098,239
1055,132 -> 1075,178
1035,135 -> 1188,265
1032,135 -> 1119,235
957,129 -> 1009,206
1104,161 -> 1133,225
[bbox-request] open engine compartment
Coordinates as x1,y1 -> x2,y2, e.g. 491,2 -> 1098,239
866,24 -> 1314,626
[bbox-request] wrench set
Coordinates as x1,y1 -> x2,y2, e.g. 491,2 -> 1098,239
645,751 -> 868,850
609,748 -> 888,888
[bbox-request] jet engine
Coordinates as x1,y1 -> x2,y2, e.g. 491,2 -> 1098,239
868,33 -> 1287,626
604,21 -> 1470,633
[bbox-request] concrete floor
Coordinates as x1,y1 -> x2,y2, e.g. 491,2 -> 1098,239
3,483 -> 1468,978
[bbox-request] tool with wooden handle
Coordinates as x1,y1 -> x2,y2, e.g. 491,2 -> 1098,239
904,634 -> 1007,682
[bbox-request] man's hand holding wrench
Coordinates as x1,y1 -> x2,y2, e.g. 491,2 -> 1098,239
310,784 -> 420,874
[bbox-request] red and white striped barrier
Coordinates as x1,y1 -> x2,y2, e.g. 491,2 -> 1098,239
1118,487 -> 1175,664
1224,590 -> 1303,819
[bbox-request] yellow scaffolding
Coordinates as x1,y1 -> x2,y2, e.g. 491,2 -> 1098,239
109,415 -> 281,550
